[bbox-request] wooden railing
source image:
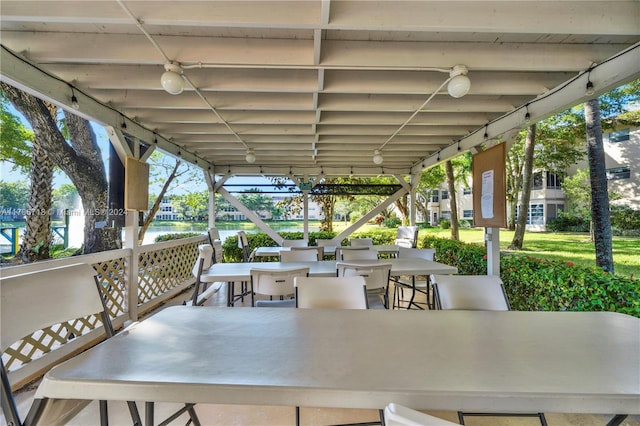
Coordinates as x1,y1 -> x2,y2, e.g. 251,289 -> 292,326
1,235 -> 207,388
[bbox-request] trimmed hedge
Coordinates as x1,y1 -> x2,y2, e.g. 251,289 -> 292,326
502,255 -> 639,316
154,232 -> 202,242
219,231 -> 639,317
421,235 -> 640,317
421,235 -> 487,275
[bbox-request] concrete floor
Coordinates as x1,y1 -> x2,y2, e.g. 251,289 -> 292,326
4,282 -> 639,426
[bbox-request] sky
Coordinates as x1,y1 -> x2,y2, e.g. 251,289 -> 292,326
1,119 -> 112,186
1,103 -> 215,195
2,100 -> 282,197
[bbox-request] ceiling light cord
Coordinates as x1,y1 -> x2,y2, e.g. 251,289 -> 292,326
116,0 -> 252,161
372,75 -> 454,164
116,0 -> 170,63
182,74 -> 247,147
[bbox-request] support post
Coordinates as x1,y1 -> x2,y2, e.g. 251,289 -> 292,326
303,190 -> 309,241
485,227 -> 500,276
63,209 -> 69,248
124,211 -> 140,322
205,170 -> 216,228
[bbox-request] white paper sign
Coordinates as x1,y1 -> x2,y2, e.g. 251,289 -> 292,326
481,170 -> 494,219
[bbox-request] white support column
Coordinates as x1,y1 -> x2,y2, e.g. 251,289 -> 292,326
124,211 -> 140,322
303,190 -> 309,241
205,170 -> 215,228
485,227 -> 501,276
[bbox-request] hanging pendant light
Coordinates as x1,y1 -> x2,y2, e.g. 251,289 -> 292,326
373,150 -> 384,165
161,62 -> 184,95
447,65 -> 471,98
245,148 -> 256,164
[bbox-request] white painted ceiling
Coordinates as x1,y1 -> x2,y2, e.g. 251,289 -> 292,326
1,1 -> 639,179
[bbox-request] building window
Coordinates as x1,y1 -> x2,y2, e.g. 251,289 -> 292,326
441,190 -> 449,200
606,166 -> 631,180
441,211 -> 451,219
515,204 -> 545,225
430,190 -> 439,202
604,129 -> 630,144
462,187 -> 472,195
528,204 -> 544,225
463,210 -> 473,218
533,172 -> 543,190
546,172 -> 563,189
546,203 -> 564,224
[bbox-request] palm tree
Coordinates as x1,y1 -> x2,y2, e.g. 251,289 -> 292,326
20,138 -> 54,261
2,82 -> 119,254
584,98 -> 614,272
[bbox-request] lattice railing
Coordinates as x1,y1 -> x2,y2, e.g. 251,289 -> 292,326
2,236 -> 206,387
137,237 -> 204,305
95,255 -> 129,317
1,249 -> 132,385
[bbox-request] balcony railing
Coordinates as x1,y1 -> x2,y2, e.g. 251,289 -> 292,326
2,235 -> 207,389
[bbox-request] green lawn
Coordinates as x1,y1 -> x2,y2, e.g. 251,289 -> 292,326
211,220 -> 639,278
418,227 -> 639,279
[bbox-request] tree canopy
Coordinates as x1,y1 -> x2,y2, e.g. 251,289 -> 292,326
0,99 -> 33,171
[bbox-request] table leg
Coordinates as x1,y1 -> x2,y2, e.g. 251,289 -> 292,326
145,401 -> 154,426
99,400 -> 108,426
607,415 -> 628,426
407,276 -> 417,309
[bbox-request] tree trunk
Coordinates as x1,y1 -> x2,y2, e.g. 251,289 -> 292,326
394,194 -> 409,225
415,201 -> 429,224
318,194 -> 336,232
506,164 -> 523,231
139,160 -> 181,244
445,160 -> 459,240
507,197 -> 518,231
1,82 -> 120,254
584,98 -> 614,273
509,124 -> 536,250
19,140 -> 54,262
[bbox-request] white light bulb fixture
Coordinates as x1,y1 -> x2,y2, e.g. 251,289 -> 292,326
447,65 -> 471,98
161,62 -> 184,95
245,148 -> 256,164
586,80 -> 595,96
69,87 -> 80,109
373,150 -> 384,165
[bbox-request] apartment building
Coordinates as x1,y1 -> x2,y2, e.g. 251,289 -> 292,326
428,125 -> 639,230
154,198 -> 181,221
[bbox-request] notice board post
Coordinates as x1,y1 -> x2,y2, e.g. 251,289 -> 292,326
124,156 -> 149,321
472,143 -> 507,276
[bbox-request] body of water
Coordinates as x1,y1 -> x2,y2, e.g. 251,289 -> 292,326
1,219 -> 318,253
141,224 -> 320,245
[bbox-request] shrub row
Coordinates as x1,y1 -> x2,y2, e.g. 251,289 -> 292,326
421,235 -> 640,317
154,232 -> 202,242
546,215 -> 590,232
547,207 -> 640,234
217,230 -> 639,317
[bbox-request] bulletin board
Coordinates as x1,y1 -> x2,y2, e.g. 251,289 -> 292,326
124,157 -> 150,211
472,143 -> 507,228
